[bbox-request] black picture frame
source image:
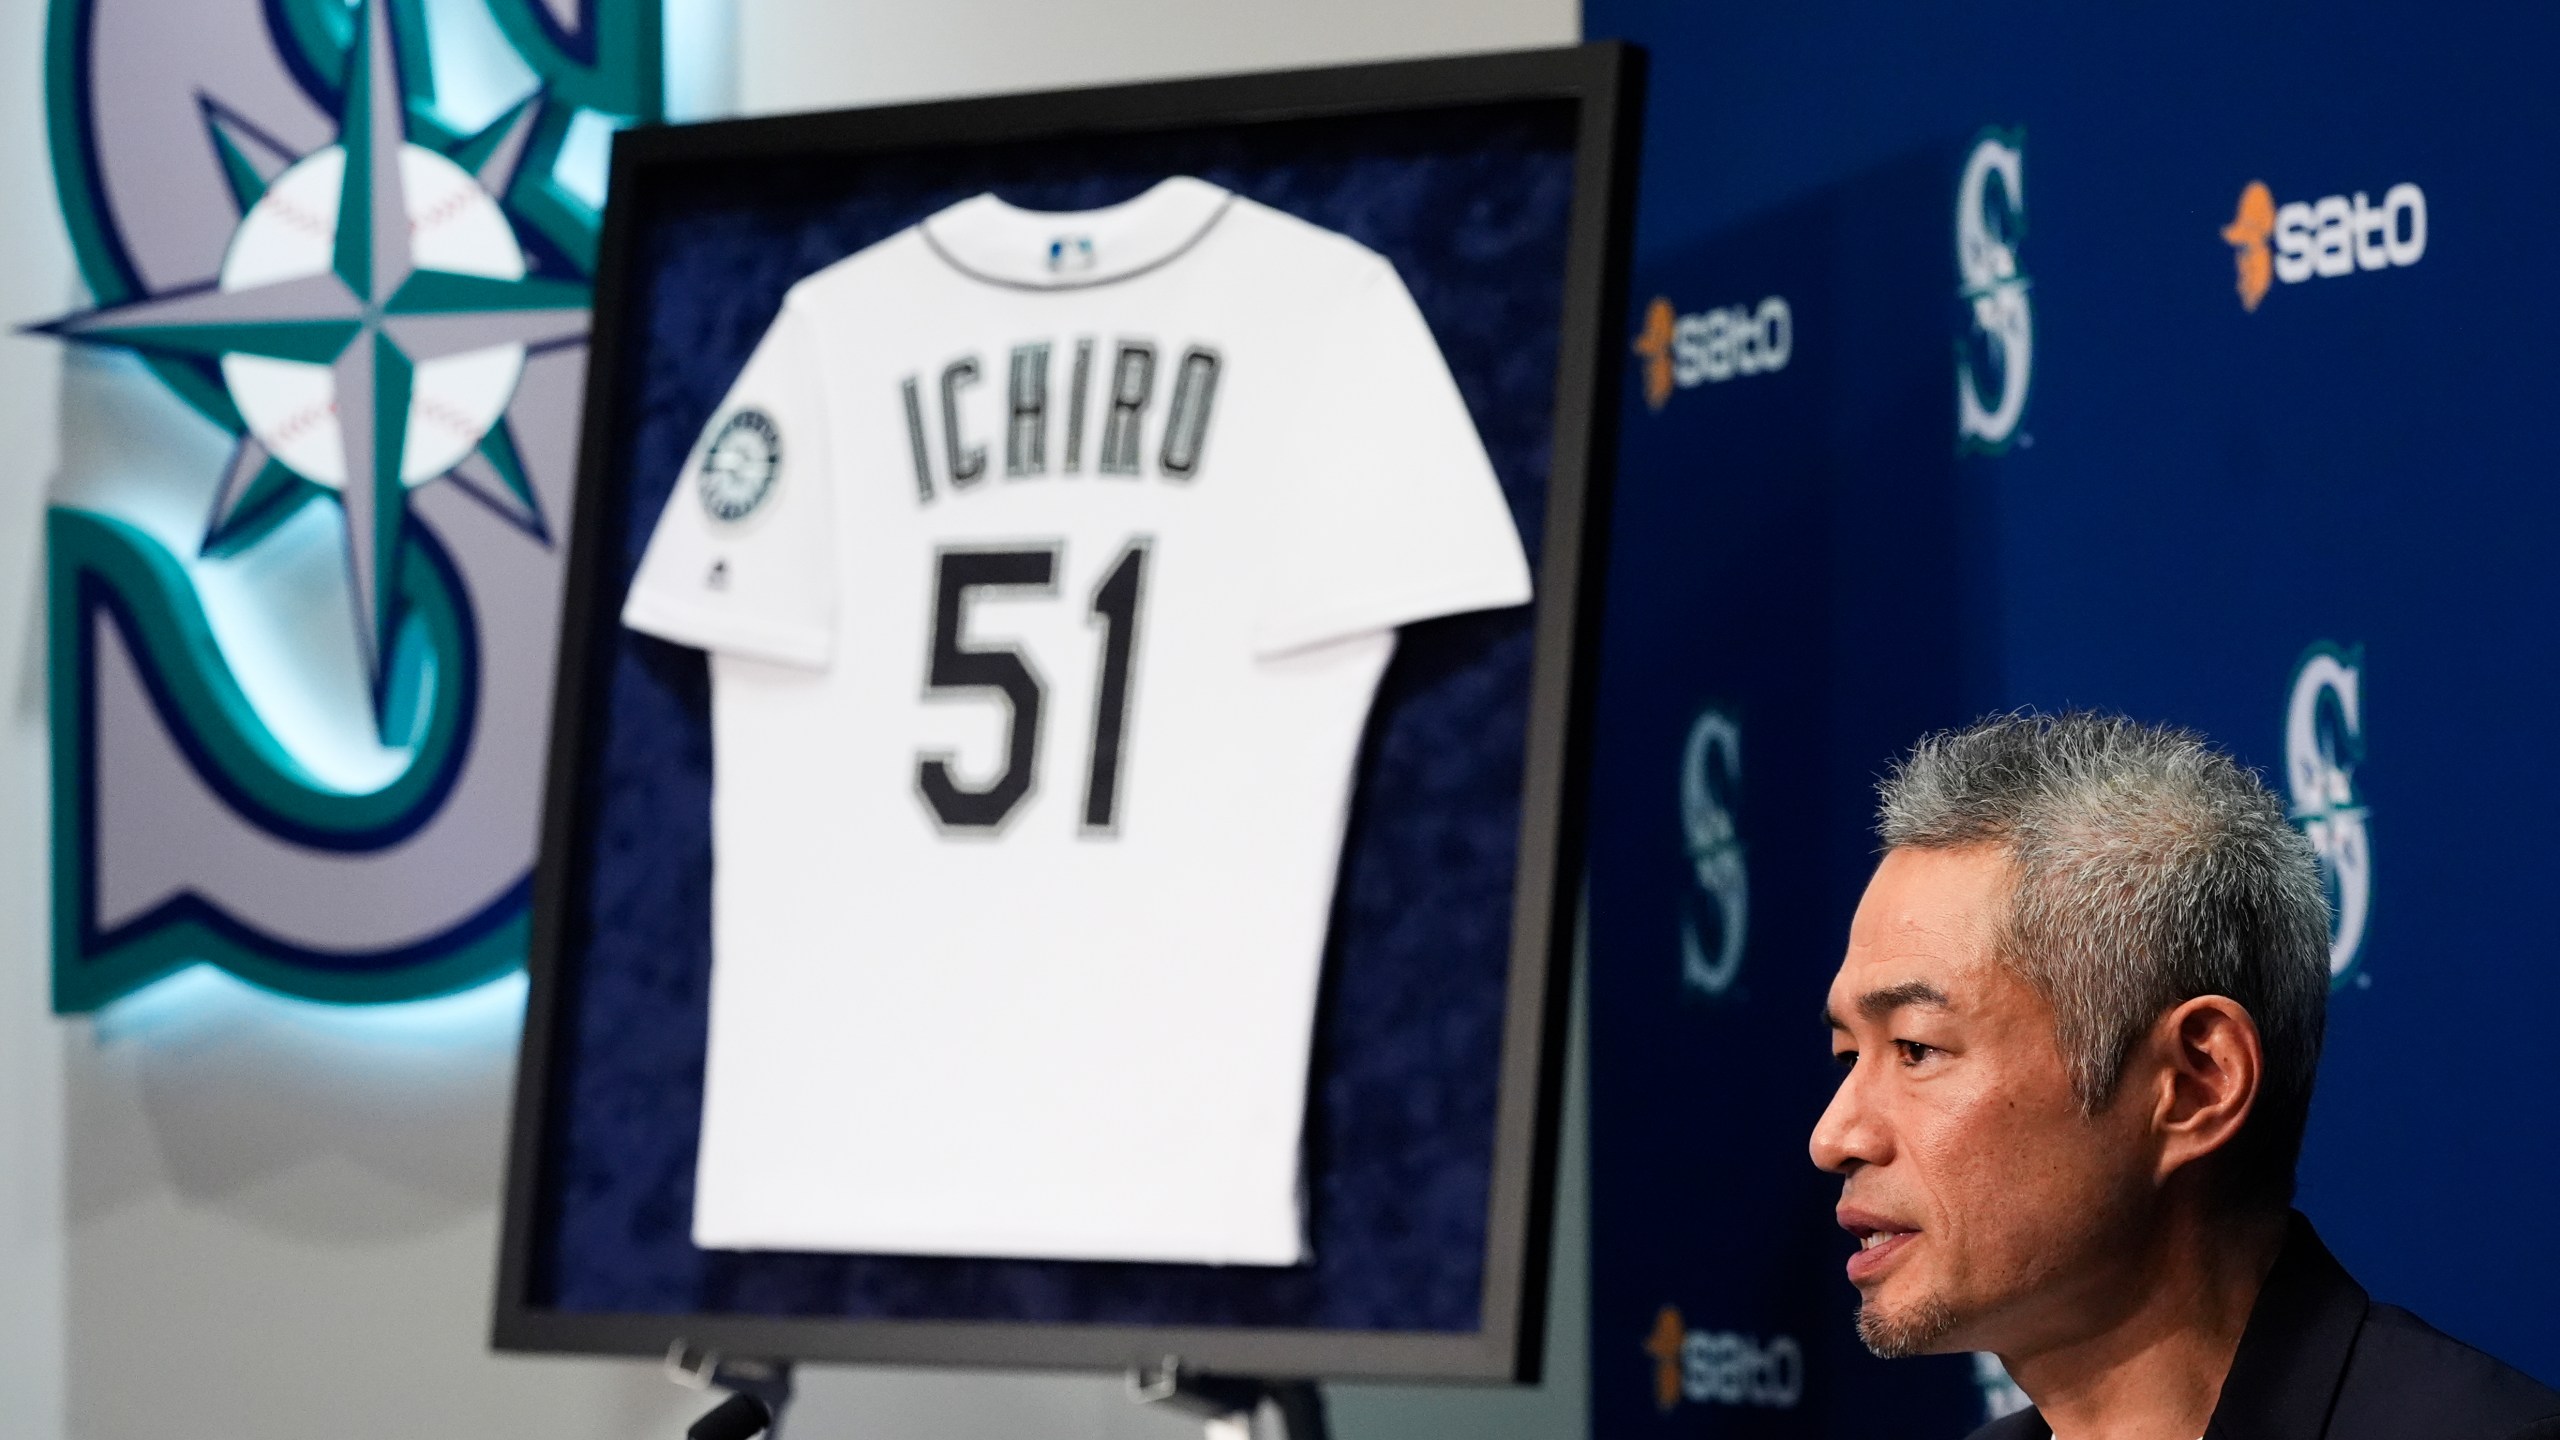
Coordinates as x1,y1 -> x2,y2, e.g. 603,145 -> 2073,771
493,40 -> 1641,1383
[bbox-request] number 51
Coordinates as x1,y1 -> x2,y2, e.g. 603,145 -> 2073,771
918,540 -> 1148,834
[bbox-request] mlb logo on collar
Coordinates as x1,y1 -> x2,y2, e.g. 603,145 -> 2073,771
1048,234 -> 1099,273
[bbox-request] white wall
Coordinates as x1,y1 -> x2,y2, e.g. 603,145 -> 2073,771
20,2 -> 1585,1438
737,0 -> 1574,114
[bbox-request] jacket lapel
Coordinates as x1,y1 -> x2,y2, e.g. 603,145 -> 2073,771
2203,1213 -> 2368,1440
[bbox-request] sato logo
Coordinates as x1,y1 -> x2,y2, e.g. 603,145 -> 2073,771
1643,1306 -> 1803,1411
2222,181 -> 2427,311
1630,294 -> 1793,411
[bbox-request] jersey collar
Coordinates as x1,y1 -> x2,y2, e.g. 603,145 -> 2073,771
920,176 -> 1234,290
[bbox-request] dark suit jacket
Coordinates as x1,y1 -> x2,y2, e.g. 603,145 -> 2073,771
1969,1214 -> 2560,1440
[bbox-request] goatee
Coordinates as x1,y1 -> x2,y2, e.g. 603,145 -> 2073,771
1856,1294 -> 1958,1359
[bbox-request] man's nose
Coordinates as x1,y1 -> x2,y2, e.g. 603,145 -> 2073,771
1809,1063 -> 1885,1175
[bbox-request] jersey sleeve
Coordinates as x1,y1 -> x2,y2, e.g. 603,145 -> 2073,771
621,297 -> 836,668
1252,256 -> 1533,657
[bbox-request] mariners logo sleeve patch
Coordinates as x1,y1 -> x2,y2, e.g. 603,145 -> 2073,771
623,302 -> 836,667
700,408 -> 783,522
622,176 -> 1530,1266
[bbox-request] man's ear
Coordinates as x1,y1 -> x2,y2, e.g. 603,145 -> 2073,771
2147,996 -> 2265,1184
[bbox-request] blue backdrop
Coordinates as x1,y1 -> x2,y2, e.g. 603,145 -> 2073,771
1582,5 -> 2560,1434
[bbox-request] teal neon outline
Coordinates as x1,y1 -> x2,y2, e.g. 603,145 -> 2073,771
42,0 -> 663,1011
53,902 -> 529,1013
45,506 -> 508,1012
48,507 -> 470,831
46,0 -> 243,430
44,0 -> 663,425
47,507 -> 509,1009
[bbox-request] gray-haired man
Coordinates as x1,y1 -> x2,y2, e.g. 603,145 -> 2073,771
1814,713 -> 2559,1439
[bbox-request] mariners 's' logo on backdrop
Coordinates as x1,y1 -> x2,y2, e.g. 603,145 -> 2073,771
2285,643 -> 2371,985
1678,707 -> 1746,996
37,0 -> 664,1008
1956,129 -> 2031,451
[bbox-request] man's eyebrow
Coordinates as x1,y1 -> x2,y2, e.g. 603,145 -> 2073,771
1822,981 -> 1955,1030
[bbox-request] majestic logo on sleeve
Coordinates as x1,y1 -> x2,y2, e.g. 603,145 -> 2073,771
1678,707 -> 1746,996
700,410 -> 782,522
2286,644 -> 2371,985
35,0 -> 664,1009
2223,179 -> 2426,311
1956,130 -> 2031,451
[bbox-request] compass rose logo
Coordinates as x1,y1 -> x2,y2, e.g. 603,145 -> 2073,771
39,0 -> 665,1009
43,0 -> 586,697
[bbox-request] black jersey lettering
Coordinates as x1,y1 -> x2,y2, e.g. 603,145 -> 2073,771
1158,347 -> 1219,479
910,336 -> 1218,493
1098,341 -> 1155,476
941,357 -> 985,486
1064,337 -> 1093,475
1006,343 -> 1048,477
902,375 -> 935,504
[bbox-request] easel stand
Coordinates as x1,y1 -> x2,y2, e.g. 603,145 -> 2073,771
657,1345 -> 1328,1440
668,1343 -> 796,1440
1129,1358 -> 1330,1440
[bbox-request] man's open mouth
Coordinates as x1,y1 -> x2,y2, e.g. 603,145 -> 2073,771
1838,1209 -> 1919,1283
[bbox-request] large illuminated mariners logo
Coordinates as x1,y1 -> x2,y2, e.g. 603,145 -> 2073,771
1678,707 -> 1745,997
1956,129 -> 2031,451
2285,643 -> 2371,986
38,0 -> 666,1008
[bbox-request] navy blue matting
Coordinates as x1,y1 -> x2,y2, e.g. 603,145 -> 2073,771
533,100 -> 1577,1332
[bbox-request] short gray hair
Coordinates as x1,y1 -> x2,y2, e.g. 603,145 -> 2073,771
1878,711 -> 2331,1207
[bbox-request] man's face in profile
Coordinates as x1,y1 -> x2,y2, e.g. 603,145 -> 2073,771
1812,846 -> 2150,1357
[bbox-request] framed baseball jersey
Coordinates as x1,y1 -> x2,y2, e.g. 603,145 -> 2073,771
621,178 -> 1533,1264
498,42 -> 1640,1382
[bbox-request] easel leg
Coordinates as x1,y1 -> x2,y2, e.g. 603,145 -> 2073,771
1130,1361 -> 1328,1440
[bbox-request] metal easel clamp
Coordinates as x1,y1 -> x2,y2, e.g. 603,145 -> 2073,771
1128,1356 -> 1331,1440
667,1340 -> 797,1440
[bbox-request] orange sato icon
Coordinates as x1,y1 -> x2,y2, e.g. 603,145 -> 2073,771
2223,181 -> 2277,312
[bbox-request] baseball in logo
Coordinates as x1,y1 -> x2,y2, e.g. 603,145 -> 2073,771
36,0 -> 666,1009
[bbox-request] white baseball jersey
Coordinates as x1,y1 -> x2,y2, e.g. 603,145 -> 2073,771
623,176 -> 1531,1265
